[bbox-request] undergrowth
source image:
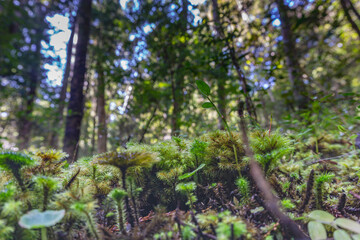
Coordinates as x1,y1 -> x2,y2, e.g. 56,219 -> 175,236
1,129 -> 360,239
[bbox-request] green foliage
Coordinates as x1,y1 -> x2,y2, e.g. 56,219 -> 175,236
250,130 -> 293,174
307,210 -> 360,239
0,152 -> 34,171
236,177 -> 250,201
95,150 -> 157,173
200,131 -> 245,172
0,219 -> 14,239
109,188 -> 127,203
281,199 -> 296,210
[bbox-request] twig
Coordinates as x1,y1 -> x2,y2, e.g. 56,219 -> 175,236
304,150 -> 358,166
238,105 -> 309,239
349,191 -> 360,201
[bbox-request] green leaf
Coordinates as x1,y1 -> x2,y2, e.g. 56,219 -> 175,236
308,210 -> 335,224
338,125 -> 347,133
308,221 -> 327,240
19,209 -> 65,229
333,230 -> 351,240
202,102 -> 213,108
352,234 -> 360,240
195,80 -> 210,96
179,164 -> 206,180
334,218 -> 360,234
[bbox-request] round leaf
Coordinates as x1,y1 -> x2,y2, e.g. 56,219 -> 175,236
202,102 -> 213,108
308,221 -> 327,240
333,230 -> 351,240
19,209 -> 65,229
308,210 -> 335,224
195,80 -> 210,96
334,218 -> 360,234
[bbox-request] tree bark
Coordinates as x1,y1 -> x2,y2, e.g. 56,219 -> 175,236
139,105 -> 157,143
63,0 -> 92,162
340,0 -> 360,39
276,0 -> 309,110
170,0 -> 188,135
18,23 -> 42,149
211,0 -> 257,121
49,16 -> 77,148
96,68 -> 107,153
344,0 -> 360,22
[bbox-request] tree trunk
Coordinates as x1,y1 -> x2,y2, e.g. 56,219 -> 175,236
49,16 -> 77,148
211,0 -> 257,121
18,28 -> 42,149
96,68 -> 107,153
276,0 -> 309,110
344,0 -> 360,22
340,0 -> 360,39
170,0 -> 188,136
63,0 -> 92,162
139,105 -> 157,143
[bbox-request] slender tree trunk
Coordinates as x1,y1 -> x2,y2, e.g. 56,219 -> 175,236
171,73 -> 180,135
49,16 -> 77,148
340,0 -> 360,39
211,0 -> 257,121
345,0 -> 360,21
139,105 -> 157,143
18,27 -> 42,149
170,0 -> 188,136
276,0 -> 309,110
96,68 -> 107,153
63,0 -> 92,162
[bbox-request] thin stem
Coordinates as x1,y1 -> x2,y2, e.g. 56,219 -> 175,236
85,212 -> 99,240
117,203 -> 125,234
41,228 -> 47,240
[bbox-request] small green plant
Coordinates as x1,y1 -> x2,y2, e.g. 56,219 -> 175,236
18,209 -> 65,240
250,129 -> 293,174
95,150 -> 157,227
236,177 -> 250,203
315,173 -> 334,209
34,176 -> 58,211
108,188 -> 127,234
175,182 -> 197,210
195,80 -> 240,175
307,210 -> 360,240
0,152 -> 34,192
71,202 -> 99,240
281,199 -> 296,210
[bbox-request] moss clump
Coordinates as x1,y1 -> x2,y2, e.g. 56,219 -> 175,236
250,130 -> 293,174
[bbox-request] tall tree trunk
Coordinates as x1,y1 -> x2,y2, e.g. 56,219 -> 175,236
49,16 -> 77,148
211,0 -> 257,121
63,0 -> 92,162
344,0 -> 360,22
96,68 -> 107,153
139,105 -> 158,143
276,0 -> 309,110
18,28 -> 42,149
170,0 -> 188,135
340,0 -> 360,39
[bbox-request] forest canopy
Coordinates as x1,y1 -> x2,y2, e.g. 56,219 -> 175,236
1,0 -> 359,157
